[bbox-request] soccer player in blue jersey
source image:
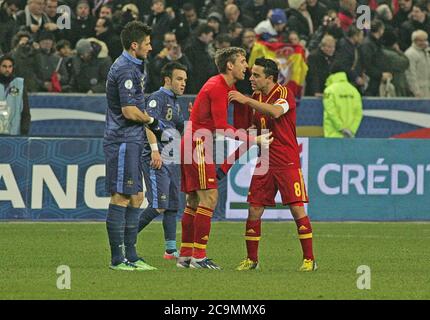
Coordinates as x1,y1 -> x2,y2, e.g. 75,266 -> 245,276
104,21 -> 166,271
138,62 -> 188,260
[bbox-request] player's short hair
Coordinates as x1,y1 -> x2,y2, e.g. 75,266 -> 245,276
120,21 -> 152,50
214,47 -> 246,73
254,58 -> 279,82
161,62 -> 188,83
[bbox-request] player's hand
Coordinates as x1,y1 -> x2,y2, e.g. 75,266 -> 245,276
150,151 -> 163,169
256,132 -> 273,149
341,128 -> 354,138
228,91 -> 249,104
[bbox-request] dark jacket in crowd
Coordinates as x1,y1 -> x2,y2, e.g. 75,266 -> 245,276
382,47 -> 411,97
15,8 -> 50,41
66,15 -> 96,47
307,0 -> 328,30
96,30 -> 122,61
147,11 -> 173,57
360,34 -> 387,96
184,38 -> 217,94
0,6 -> 17,54
334,37 -> 363,87
34,49 -> 70,91
286,8 -> 311,42
11,44 -> 39,92
399,17 -> 430,51
305,48 -> 335,96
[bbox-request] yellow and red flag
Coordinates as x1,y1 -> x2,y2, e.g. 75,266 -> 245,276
248,40 -> 308,97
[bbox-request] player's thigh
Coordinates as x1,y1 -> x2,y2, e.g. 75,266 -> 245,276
247,169 -> 277,207
143,157 -> 171,209
104,142 -> 143,196
274,168 -> 309,205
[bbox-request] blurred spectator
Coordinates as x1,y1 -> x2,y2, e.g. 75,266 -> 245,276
323,63 -> 363,138
222,3 -> 255,33
34,31 -> 69,92
360,19 -> 392,96
0,55 -> 31,135
376,3 -> 395,35
95,17 -> 122,60
148,32 -> 192,92
334,25 -> 365,92
184,24 -> 217,93
55,39 -> 74,91
306,34 -> 336,96
381,29 -> 411,96
287,0 -> 314,43
10,31 -> 39,92
174,2 -> 206,46
67,0 -> 96,47
399,1 -> 430,51
228,22 -> 244,46
98,4 -> 113,20
288,30 -> 302,45
308,9 -> 344,51
337,0 -> 356,31
147,0 -> 173,57
235,28 -> 256,95
405,29 -> 430,97
241,0 -> 270,23
209,33 -> 232,57
254,8 -> 288,42
207,11 -> 223,37
306,0 -> 328,30
16,0 -> 52,41
70,38 -> 112,93
117,3 -> 140,29
0,0 -> 20,54
393,0 -> 414,29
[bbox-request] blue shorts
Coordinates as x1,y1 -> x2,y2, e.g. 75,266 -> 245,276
104,142 -> 143,195
142,155 -> 180,210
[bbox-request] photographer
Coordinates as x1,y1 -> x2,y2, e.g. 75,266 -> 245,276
10,31 -> 39,92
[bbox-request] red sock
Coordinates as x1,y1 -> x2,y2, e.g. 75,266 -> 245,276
295,216 -> 314,260
245,219 -> 261,262
180,206 -> 195,257
192,206 -> 213,259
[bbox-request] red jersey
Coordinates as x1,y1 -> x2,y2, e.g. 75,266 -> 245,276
252,83 -> 301,169
185,74 -> 251,142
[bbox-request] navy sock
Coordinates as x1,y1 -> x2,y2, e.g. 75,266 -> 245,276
106,204 -> 127,265
124,206 -> 142,262
163,210 -> 177,251
138,207 -> 159,232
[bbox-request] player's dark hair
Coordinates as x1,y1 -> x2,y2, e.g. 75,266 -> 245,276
120,21 -> 152,50
254,58 -> 279,82
161,62 -> 188,84
214,47 -> 246,73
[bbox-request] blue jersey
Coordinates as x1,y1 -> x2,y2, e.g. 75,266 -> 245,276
142,87 -> 184,156
104,51 -> 147,143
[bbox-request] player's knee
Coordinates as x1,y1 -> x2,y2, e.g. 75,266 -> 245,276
249,206 -> 264,220
200,190 -> 218,208
129,193 -> 144,208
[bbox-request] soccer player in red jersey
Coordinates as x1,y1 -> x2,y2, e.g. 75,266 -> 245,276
177,48 -> 272,269
229,58 -> 317,271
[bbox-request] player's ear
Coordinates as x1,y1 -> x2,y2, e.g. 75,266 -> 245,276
227,61 -> 234,71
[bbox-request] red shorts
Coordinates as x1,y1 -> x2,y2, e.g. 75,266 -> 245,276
247,167 -> 309,207
181,136 -> 217,193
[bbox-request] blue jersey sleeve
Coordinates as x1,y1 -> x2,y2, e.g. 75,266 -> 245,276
117,67 -> 139,107
145,94 -> 163,119
176,103 -> 185,134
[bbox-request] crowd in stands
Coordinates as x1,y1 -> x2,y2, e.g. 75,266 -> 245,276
0,0 -> 429,97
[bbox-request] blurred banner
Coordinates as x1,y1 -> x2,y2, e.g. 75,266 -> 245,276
29,94 -> 430,138
2,137 -> 429,220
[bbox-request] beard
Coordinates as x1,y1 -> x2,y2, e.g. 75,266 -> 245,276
0,73 -> 14,85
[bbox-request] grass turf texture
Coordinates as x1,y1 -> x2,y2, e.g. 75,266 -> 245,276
0,221 -> 429,299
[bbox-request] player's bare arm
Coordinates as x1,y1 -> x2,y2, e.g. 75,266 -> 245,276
145,127 -> 163,169
122,105 -> 153,123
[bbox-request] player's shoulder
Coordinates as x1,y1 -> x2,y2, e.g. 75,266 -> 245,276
274,84 -> 290,99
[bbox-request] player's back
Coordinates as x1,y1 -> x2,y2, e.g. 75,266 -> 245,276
104,53 -> 146,144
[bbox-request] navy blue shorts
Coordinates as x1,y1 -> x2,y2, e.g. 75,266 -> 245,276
104,142 -> 143,195
142,155 -> 180,210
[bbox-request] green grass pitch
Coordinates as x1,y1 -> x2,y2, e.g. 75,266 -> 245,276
1,221 -> 429,300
